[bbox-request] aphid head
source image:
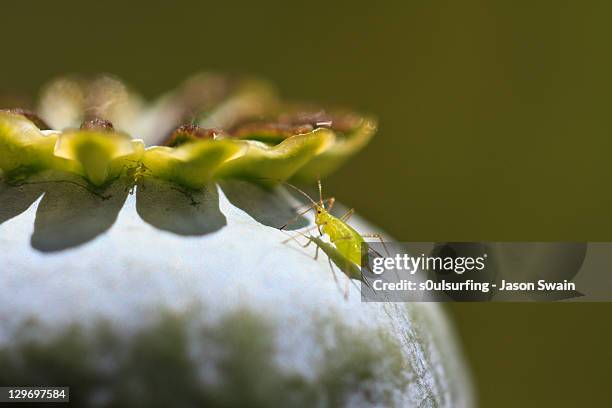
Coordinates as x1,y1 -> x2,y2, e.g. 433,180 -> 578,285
313,178 -> 331,227
314,204 -> 331,226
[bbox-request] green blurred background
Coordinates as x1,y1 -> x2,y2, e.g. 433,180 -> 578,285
2,1 -> 610,406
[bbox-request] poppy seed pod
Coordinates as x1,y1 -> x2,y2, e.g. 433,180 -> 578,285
0,74 -> 473,407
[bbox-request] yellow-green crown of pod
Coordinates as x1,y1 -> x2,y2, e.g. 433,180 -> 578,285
1,73 -> 377,188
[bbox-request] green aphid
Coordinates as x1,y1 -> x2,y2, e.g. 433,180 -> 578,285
281,180 -> 388,295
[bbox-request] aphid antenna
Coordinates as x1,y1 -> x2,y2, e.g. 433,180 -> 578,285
317,177 -> 323,206
279,205 -> 317,230
280,229 -> 316,258
281,227 -> 311,243
253,177 -> 318,206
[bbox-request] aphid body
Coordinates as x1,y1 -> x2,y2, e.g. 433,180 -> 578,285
306,235 -> 363,281
281,180 -> 384,268
280,180 -> 387,297
314,205 -> 363,265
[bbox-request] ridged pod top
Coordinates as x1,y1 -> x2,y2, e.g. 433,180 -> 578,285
0,74 -> 377,189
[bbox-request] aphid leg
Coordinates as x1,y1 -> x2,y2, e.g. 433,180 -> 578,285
319,251 -> 345,296
297,224 -> 319,236
282,231 -> 313,247
367,246 -> 385,259
314,244 -> 319,260
327,255 -> 340,286
279,204 -> 316,230
281,231 -> 324,265
362,233 -> 391,257
340,208 -> 354,222
326,197 -> 336,211
283,221 -> 324,244
361,273 -> 373,290
362,233 -> 402,281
